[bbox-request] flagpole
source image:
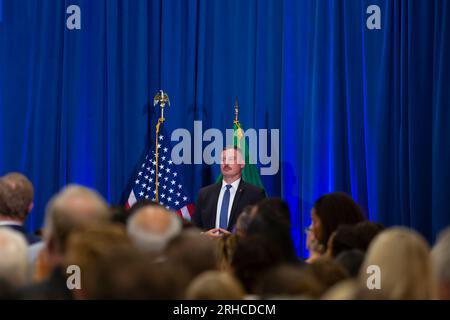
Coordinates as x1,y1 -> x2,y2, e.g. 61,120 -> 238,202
234,96 -> 239,125
234,96 -> 243,148
153,90 -> 170,203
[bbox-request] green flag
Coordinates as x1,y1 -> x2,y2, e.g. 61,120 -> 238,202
216,120 -> 265,191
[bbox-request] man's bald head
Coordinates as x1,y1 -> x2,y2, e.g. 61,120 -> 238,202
127,206 -> 181,253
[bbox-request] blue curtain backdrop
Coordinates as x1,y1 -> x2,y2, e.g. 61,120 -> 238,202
0,0 -> 449,257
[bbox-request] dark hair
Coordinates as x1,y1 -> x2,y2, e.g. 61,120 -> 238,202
335,249 -> 365,278
0,278 -> 18,299
256,198 -> 291,227
313,192 -> 365,249
255,264 -> 324,299
329,225 -> 363,257
246,202 -> 297,263
110,205 -> 128,225
235,205 -> 254,235
308,257 -> 349,293
165,230 -> 218,281
353,221 -> 385,251
231,235 -> 284,293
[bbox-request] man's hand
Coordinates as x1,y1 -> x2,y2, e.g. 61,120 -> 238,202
203,228 -> 231,238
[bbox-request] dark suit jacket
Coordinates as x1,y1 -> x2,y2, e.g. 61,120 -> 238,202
0,224 -> 41,245
192,180 -> 266,231
20,267 -> 73,300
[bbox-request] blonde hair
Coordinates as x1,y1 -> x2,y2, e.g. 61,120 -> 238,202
216,234 -> 238,271
186,271 -> 245,300
0,229 -> 28,286
65,223 -> 132,297
359,227 -> 435,300
321,279 -> 359,300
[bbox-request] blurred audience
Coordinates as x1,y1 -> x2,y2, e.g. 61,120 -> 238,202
0,175 -> 447,301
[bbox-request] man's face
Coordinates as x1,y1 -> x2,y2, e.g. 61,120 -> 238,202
220,149 -> 245,179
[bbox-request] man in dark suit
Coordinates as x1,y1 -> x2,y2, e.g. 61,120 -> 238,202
192,147 -> 266,235
0,173 -> 41,245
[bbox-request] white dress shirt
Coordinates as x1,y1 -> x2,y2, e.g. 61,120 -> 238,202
215,178 -> 241,229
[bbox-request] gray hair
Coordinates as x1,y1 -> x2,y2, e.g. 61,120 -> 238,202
127,206 -> 181,253
44,184 -> 110,254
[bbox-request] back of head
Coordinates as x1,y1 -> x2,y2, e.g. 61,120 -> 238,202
359,227 -> 435,300
235,205 -> 253,236
321,279 -> 360,300
127,205 -> 181,253
0,173 -> 34,220
0,229 -> 28,287
328,225 -> 363,257
186,271 -> 245,300
87,249 -> 185,299
231,235 -> 284,294
353,221 -> 385,252
255,198 -> 291,227
247,202 -> 297,262
165,229 -> 218,281
128,199 -> 159,217
44,185 -> 110,255
65,223 -> 133,298
308,256 -> 349,294
216,233 -> 238,271
335,249 -> 365,278
431,227 -> 450,299
313,192 -> 366,248
255,264 -> 324,299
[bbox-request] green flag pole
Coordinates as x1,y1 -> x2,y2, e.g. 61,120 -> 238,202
216,97 -> 265,190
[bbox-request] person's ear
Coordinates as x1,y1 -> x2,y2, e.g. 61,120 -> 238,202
27,202 -> 34,213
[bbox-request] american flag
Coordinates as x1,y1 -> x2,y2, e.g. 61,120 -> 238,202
126,128 -> 194,220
